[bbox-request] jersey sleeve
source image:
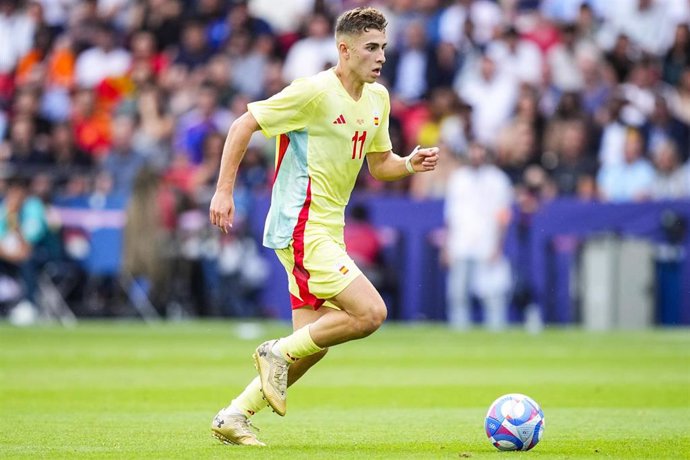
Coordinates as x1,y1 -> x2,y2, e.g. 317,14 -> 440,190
367,87 -> 393,153
247,77 -> 320,138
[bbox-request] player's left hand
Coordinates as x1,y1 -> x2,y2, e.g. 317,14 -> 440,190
409,145 -> 440,172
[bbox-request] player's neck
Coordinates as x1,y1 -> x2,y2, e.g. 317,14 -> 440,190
333,65 -> 364,101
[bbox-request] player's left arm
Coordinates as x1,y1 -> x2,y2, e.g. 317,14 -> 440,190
366,146 -> 440,181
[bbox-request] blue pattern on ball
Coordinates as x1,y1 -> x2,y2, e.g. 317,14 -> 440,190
485,393 -> 545,451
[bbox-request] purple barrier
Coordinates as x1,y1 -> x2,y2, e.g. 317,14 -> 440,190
529,199 -> 690,325
249,195 -> 690,324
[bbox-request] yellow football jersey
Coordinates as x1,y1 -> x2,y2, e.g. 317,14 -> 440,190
248,68 -> 392,250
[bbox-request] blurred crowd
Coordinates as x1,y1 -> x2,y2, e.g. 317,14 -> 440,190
1,0 -> 690,319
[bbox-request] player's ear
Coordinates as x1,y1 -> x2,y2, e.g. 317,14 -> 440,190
336,34 -> 352,59
337,40 -> 350,59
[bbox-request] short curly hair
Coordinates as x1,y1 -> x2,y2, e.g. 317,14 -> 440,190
335,7 -> 387,38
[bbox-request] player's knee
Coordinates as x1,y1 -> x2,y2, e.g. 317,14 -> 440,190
354,304 -> 387,337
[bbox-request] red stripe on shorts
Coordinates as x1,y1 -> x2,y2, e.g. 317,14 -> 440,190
291,178 -> 325,310
273,134 -> 290,185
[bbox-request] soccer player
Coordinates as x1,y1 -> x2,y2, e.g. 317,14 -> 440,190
208,7 -> 439,446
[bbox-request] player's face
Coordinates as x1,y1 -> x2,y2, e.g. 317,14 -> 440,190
348,29 -> 387,83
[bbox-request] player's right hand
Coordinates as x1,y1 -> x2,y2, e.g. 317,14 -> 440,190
209,188 -> 235,233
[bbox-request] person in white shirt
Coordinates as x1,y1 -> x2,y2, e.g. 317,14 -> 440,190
281,12 -> 338,82
438,0 -> 503,50
597,128 -> 656,202
597,0 -> 676,56
0,0 -> 35,74
74,22 -> 131,88
444,142 -> 513,331
457,52 -> 518,148
486,26 -> 543,86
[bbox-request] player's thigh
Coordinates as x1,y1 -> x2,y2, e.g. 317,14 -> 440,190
330,273 -> 387,320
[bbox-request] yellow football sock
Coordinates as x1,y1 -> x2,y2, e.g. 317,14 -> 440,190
229,377 -> 268,417
273,325 -> 322,363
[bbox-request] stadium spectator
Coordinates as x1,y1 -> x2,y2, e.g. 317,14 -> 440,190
74,21 -> 131,88
438,0 -> 502,50
70,87 -> 112,157
425,40 -> 460,92
597,93 -> 631,167
12,86 -> 52,137
597,0 -> 675,57
122,167 -> 171,313
0,173 -> 48,316
282,12 -> 337,83
495,118 -> 537,184
597,128 -> 656,202
247,0 -> 312,42
173,19 -> 213,70
668,67 -> 690,126
604,33 -> 635,84
486,26 -> 543,86
223,0 -> 273,42
226,29 -> 274,100
36,0 -> 74,34
444,142 -> 513,331
643,94 -> 690,162
65,0 -> 101,54
0,0 -> 36,79
579,50 -> 613,118
521,11 -> 561,56
129,0 -> 183,53
173,83 -> 232,165
651,140 -> 689,199
662,23 -> 690,86
384,19 -> 430,103
5,116 -> 51,174
457,52 -> 518,147
574,3 -> 599,43
129,85 -> 174,171
129,30 -> 167,78
546,23 -> 590,92
546,120 -> 598,198
101,115 -> 147,196
205,53 -> 237,107
215,219 -> 268,318
514,85 -> 546,149
48,122 -> 94,186
409,91 -> 465,199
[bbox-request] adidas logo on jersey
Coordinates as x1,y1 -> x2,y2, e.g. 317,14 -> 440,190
332,114 -> 346,124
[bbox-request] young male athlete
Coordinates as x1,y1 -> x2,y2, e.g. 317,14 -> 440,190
208,7 -> 439,446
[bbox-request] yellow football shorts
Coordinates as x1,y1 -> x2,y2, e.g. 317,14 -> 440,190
275,234 -> 362,310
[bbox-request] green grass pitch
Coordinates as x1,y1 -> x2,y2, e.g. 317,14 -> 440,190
1,321 -> 688,459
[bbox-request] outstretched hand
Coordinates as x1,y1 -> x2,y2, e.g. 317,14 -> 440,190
209,188 -> 235,233
409,145 -> 440,172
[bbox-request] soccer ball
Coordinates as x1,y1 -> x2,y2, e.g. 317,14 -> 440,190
484,393 -> 545,451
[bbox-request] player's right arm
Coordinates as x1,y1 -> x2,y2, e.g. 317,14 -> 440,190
210,77 -> 317,232
209,111 -> 260,233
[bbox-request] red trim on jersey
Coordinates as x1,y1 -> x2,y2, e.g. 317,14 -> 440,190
290,178 -> 325,310
273,134 -> 290,184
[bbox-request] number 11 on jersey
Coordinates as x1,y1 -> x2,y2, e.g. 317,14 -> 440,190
351,130 -> 367,159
